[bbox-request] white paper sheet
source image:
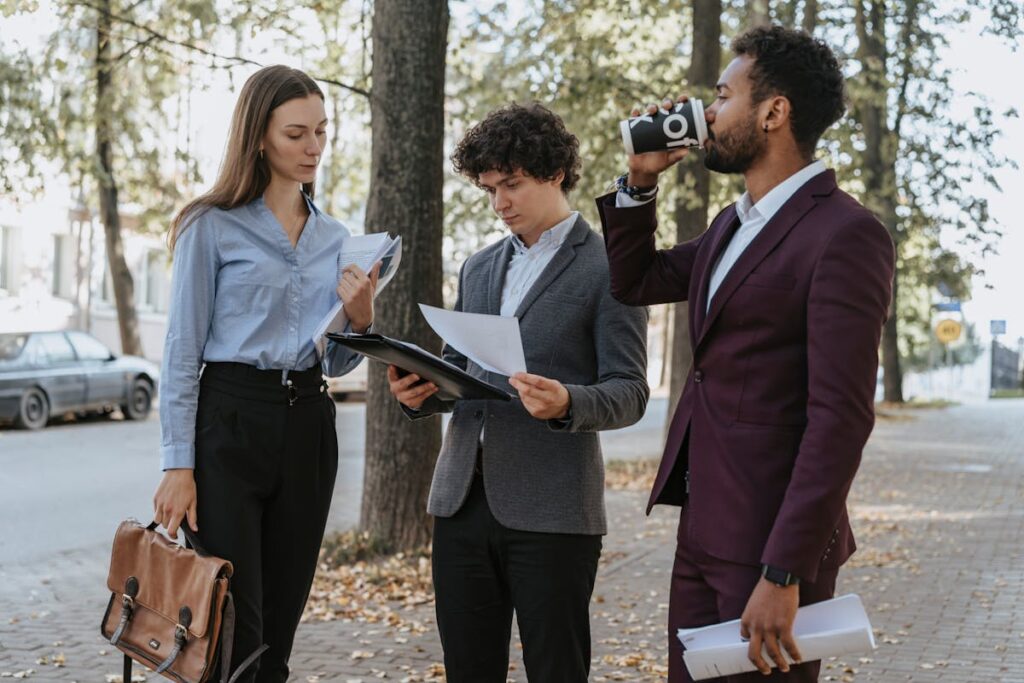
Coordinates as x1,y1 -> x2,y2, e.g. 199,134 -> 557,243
312,233 -> 401,356
677,594 -> 876,681
418,304 -> 527,377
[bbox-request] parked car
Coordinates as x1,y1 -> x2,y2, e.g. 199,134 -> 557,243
0,330 -> 160,429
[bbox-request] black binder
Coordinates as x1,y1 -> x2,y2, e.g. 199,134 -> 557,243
327,332 -> 514,402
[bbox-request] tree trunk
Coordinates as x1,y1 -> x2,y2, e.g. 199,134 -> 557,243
95,0 -> 142,357
881,275 -> 903,401
854,0 -> 904,402
667,0 -> 721,430
802,0 -> 818,32
747,0 -> 771,27
360,0 -> 448,551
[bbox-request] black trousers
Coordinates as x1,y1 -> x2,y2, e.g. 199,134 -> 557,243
193,362 -> 338,683
432,472 -> 602,682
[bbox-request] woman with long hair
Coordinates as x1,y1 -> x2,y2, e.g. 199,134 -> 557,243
152,65 -> 377,682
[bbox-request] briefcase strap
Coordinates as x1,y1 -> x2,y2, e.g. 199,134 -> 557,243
218,592 -> 268,683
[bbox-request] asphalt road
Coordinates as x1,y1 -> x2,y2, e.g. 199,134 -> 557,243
0,395 -> 667,598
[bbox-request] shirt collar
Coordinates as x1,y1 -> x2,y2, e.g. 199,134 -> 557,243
735,160 -> 827,226
301,192 -> 321,217
510,211 -> 579,255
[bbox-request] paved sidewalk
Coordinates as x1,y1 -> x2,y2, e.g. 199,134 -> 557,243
3,400 -> 1023,681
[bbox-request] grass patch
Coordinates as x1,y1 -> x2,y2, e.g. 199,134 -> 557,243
991,388 -> 1024,399
605,458 -> 659,491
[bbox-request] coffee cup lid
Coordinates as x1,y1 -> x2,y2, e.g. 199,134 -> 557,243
691,99 -> 708,147
619,119 -> 636,156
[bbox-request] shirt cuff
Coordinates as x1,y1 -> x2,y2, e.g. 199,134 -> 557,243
161,443 -> 196,470
615,188 -> 658,207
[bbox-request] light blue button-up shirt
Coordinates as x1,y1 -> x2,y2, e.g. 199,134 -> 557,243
159,194 -> 363,470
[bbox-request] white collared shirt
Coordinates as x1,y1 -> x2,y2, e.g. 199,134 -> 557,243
705,160 -> 825,311
500,211 -> 578,316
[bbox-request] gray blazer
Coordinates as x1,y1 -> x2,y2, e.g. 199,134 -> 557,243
410,215 -> 649,535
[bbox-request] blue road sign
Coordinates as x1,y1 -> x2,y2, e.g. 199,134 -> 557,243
991,320 -> 1007,335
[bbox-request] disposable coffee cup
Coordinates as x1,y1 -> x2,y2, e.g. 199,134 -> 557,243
620,99 -> 708,155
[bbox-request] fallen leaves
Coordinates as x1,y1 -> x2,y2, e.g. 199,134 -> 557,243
303,539 -> 434,637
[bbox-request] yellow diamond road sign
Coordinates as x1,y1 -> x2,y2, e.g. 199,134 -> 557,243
935,319 -> 962,344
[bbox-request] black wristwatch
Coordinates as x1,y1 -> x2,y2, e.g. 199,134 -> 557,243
615,173 -> 658,201
761,564 -> 801,587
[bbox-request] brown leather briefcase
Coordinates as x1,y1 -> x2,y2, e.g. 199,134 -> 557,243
101,519 -> 265,683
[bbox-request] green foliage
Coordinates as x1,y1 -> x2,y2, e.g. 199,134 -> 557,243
0,48 -> 56,197
809,0 -> 1018,364
446,0 -> 691,250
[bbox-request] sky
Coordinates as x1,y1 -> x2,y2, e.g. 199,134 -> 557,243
2,3 -> 1021,342
940,20 -> 1023,344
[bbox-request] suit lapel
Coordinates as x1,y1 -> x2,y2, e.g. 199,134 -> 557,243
513,215 -> 589,320
487,238 -> 515,315
696,170 -> 837,348
692,206 -> 741,337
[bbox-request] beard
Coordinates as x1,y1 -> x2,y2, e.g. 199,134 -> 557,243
704,112 -> 764,174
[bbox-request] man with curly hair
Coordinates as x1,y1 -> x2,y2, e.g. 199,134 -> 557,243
598,26 -> 895,682
387,103 -> 649,681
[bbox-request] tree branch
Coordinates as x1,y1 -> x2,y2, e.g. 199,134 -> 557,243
112,34 -> 157,63
68,0 -> 371,98
892,0 -> 919,141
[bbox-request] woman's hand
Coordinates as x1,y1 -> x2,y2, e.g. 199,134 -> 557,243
387,365 -> 438,410
339,261 -> 381,334
626,95 -> 693,187
153,469 -> 198,537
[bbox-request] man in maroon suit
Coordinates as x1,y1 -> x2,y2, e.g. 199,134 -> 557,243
597,26 -> 895,681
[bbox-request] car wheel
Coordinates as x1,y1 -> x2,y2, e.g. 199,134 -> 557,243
16,387 -> 49,430
122,379 -> 153,420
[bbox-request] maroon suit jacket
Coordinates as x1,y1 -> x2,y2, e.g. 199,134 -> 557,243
597,170 -> 894,582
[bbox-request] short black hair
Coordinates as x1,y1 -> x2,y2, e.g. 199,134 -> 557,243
451,103 -> 581,194
732,25 -> 846,156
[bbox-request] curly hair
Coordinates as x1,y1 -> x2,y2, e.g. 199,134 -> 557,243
451,103 -> 581,194
732,25 -> 846,157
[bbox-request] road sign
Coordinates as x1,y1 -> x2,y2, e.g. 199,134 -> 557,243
990,320 -> 1007,335
935,319 -> 962,344
934,302 -> 961,312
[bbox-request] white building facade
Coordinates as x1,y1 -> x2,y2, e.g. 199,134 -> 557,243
0,191 -> 171,363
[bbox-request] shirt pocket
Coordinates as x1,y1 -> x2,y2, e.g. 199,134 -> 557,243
219,279 -> 285,321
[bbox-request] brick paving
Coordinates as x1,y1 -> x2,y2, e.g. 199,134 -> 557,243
3,400 -> 1023,681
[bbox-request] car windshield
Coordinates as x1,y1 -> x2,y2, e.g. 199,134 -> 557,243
0,334 -> 28,361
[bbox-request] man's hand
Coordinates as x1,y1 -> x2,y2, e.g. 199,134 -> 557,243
740,577 -> 802,675
387,365 -> 438,410
153,469 -> 198,538
338,261 -> 381,334
509,372 -> 571,420
626,95 -> 693,187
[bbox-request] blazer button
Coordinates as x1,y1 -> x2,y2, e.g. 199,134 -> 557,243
694,370 -> 704,383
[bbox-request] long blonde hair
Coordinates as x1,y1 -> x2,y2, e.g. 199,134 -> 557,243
168,66 -> 324,251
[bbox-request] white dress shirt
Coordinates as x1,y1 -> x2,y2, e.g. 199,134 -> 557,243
705,160 -> 825,311
500,211 -> 578,315
613,159 -> 827,312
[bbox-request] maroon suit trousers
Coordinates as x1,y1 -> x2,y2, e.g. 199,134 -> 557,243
669,505 -> 838,683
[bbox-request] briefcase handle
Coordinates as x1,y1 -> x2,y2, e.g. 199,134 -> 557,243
145,520 -> 212,557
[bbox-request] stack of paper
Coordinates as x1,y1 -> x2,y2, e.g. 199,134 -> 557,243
418,304 -> 527,377
312,232 -> 402,356
677,594 -> 876,680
